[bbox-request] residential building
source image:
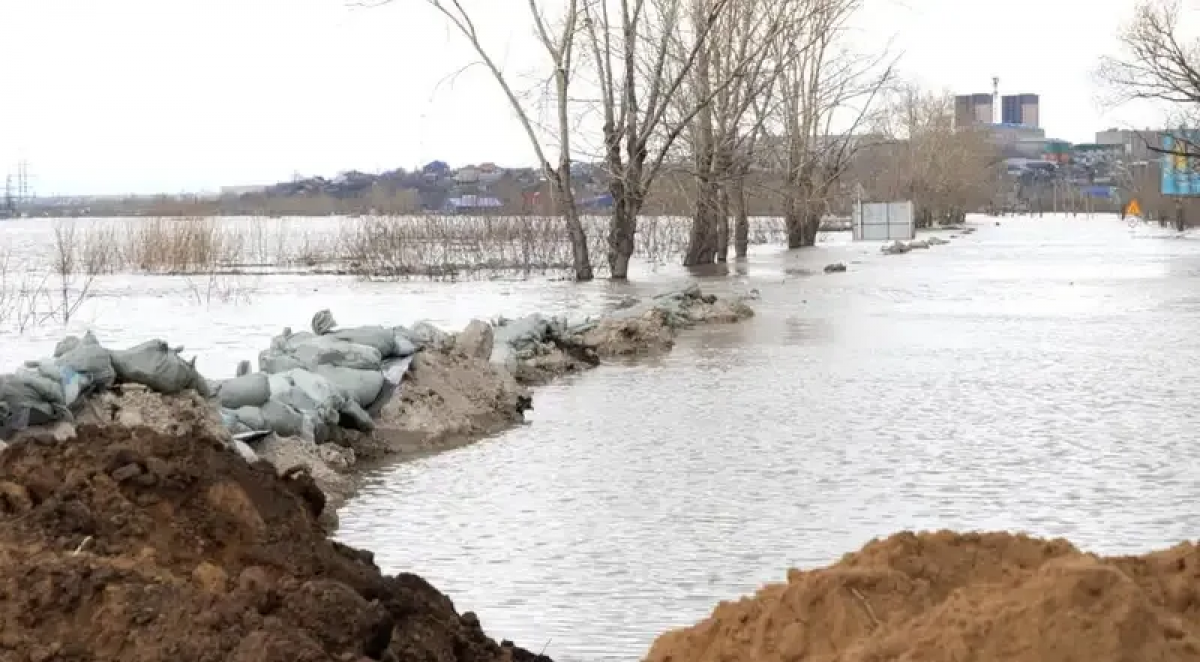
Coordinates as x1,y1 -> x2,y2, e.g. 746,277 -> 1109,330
954,93 -> 994,128
1000,94 -> 1039,127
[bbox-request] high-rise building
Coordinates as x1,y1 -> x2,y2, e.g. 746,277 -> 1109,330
954,93 -> 994,129
1001,94 -> 1039,127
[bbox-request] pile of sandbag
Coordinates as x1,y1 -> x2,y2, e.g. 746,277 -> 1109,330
489,285 -> 747,372
0,331 -> 207,440
490,313 -> 582,372
214,310 -> 454,443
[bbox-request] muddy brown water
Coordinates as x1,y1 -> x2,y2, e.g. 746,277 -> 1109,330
335,218 -> 1200,659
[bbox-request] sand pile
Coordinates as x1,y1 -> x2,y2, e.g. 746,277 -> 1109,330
0,423 -> 551,662
645,531 -> 1200,662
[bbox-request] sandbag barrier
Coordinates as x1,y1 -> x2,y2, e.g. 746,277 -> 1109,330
0,284 -> 753,453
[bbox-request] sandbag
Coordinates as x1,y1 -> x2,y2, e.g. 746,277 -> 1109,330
217,373 -> 271,409
0,373 -> 71,438
259,349 -> 307,374
315,365 -> 385,408
54,335 -> 81,357
381,355 -> 414,387
292,336 -> 382,371
55,331 -> 116,390
329,326 -> 402,358
110,340 -> 208,396
406,321 -> 453,350
260,399 -> 305,438
231,405 -> 267,431
338,399 -> 375,432
312,309 -> 337,335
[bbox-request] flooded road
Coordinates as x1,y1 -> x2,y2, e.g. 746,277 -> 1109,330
336,217 -> 1200,661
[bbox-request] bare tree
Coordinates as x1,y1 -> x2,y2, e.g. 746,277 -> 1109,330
581,0 -> 782,278
679,0 -> 798,265
765,0 -> 892,249
863,84 -> 1001,226
1097,0 -> 1200,155
395,0 -> 595,280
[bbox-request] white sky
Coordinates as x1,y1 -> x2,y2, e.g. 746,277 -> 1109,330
0,0 -> 1171,195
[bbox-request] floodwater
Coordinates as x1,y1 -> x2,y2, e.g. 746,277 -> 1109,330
333,216 -> 1200,661
2,214 -> 1197,660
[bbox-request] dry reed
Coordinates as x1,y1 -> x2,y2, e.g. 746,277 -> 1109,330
32,213 -> 790,280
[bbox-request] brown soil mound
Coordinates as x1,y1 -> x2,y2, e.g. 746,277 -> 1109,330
0,424 -> 551,662
645,531 -> 1200,662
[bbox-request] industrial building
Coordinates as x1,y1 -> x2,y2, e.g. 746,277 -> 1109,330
954,93 -> 994,129
1094,128 -> 1164,162
1001,94 -> 1039,127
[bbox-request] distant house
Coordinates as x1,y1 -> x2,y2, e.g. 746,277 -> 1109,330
454,166 -> 480,184
478,162 -> 503,185
422,161 -> 451,179
579,193 -> 613,211
444,194 -> 503,213
220,185 -> 269,197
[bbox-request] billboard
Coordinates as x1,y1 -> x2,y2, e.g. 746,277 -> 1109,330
1161,132 -> 1200,195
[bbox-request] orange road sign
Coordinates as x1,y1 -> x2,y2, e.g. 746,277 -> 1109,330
1126,199 -> 1142,217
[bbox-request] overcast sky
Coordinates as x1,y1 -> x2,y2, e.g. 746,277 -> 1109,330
0,0 -> 1173,195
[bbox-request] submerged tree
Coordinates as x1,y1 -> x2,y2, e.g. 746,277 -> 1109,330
767,0 -> 893,249
402,0 -> 595,281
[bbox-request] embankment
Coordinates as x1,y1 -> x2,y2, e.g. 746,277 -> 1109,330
0,284 -> 754,518
645,530 -> 1200,662
0,422 -> 552,662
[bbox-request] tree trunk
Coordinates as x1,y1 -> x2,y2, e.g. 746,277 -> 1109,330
784,179 -> 807,249
554,172 -> 593,281
800,209 -> 821,247
732,174 -> 749,258
608,195 -> 638,279
685,176 -> 720,266
716,184 -> 731,262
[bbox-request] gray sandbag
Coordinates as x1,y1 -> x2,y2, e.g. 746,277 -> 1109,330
338,399 -> 375,432
381,355 -> 414,386
394,333 -> 417,357
280,370 -> 344,425
56,332 -> 116,387
368,355 -> 415,417
0,372 -> 71,438
24,360 -> 89,409
217,373 -> 271,409
110,340 -> 209,396
259,399 -> 305,437
54,335 -> 81,357
259,349 -> 307,374
312,309 -> 337,335
315,365 -> 385,408
329,325 -> 402,358
406,321 -> 453,350
235,406 -> 268,431
236,360 -> 252,377
291,336 -> 382,371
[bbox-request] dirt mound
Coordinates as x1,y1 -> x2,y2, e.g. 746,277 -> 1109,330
0,424 -> 551,662
645,530 -> 1200,662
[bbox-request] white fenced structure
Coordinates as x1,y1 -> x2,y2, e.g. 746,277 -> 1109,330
852,201 -> 915,241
